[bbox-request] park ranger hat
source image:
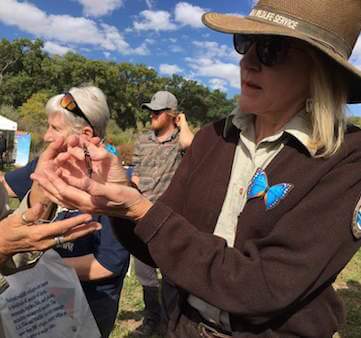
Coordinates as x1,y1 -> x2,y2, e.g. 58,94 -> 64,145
202,0 -> 361,103
141,91 -> 178,111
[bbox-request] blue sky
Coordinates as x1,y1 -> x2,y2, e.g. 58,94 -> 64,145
1,0 -> 361,115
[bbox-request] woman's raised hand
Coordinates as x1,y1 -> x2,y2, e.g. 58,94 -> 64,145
31,136 -> 153,220
0,203 -> 101,264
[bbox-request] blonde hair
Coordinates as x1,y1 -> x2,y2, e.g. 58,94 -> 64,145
45,86 -> 110,138
307,51 -> 348,158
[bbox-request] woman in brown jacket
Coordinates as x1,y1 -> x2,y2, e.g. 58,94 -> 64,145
33,1 -> 361,337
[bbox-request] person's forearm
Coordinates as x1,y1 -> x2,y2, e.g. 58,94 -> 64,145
179,126 -> 194,150
63,254 -> 114,281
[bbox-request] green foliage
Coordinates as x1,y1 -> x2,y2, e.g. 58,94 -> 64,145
18,90 -> 53,132
0,38 -> 47,107
0,38 -> 236,133
106,120 -> 136,145
0,104 -> 19,121
348,116 -> 361,128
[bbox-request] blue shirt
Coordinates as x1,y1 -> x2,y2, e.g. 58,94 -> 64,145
5,158 -> 38,198
104,143 -> 119,157
5,159 -> 130,334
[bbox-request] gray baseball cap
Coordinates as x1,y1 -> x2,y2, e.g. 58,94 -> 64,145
141,91 -> 177,111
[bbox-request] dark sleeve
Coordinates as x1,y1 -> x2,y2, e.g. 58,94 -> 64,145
93,215 -> 130,275
110,217 -> 156,267
5,158 -> 38,199
133,137 -> 361,320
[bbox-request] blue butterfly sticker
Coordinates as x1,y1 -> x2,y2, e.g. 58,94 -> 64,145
247,168 -> 293,210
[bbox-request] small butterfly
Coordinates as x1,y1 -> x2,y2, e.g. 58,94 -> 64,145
83,144 -> 93,178
247,168 -> 293,210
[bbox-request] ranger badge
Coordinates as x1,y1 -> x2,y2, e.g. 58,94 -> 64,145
352,198 -> 361,239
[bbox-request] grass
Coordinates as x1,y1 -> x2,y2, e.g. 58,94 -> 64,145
110,263 -> 162,338
111,253 -> 361,338
334,250 -> 361,338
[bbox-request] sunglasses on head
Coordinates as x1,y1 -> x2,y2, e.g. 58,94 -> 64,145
60,92 -> 94,131
233,34 -> 292,67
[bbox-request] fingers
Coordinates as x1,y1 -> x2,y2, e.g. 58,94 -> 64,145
40,213 -> 96,236
21,203 -> 45,223
88,136 -> 102,145
66,135 -> 81,147
40,137 -> 66,162
62,221 -> 101,242
30,221 -> 101,252
60,171 -> 93,191
31,171 -> 67,204
32,170 -> 96,212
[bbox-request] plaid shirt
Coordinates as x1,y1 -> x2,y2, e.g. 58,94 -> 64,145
132,129 -> 182,203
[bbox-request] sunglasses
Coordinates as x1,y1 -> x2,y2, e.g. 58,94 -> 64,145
233,34 -> 292,67
150,109 -> 170,116
60,92 -> 94,131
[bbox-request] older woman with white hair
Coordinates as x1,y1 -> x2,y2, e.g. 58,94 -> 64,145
4,86 -> 129,338
34,1 -> 361,337
44,86 -> 109,141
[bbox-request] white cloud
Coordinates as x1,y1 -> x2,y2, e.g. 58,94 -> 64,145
132,42 -> 150,55
174,2 -> 206,28
159,64 -> 183,76
192,40 -> 239,62
77,0 -> 123,17
170,45 -> 184,53
186,57 -> 240,88
209,78 -> 227,91
43,41 -> 74,56
133,10 -> 177,31
146,38 -> 156,44
0,0 -> 145,55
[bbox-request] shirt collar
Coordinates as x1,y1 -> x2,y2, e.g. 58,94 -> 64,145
223,107 -> 316,156
149,128 -> 179,143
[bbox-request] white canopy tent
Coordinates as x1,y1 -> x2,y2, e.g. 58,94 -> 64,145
0,115 -> 18,165
0,115 -> 17,131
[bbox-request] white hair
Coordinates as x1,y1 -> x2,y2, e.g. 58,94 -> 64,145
45,86 -> 110,138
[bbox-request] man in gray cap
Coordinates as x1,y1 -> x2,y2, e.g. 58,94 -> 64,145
131,91 -> 193,336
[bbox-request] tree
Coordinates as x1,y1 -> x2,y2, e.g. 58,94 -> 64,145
112,63 -> 164,128
0,38 -> 48,107
0,37 -> 235,131
18,90 -> 53,133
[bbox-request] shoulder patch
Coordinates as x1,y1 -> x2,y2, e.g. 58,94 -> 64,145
352,197 -> 361,239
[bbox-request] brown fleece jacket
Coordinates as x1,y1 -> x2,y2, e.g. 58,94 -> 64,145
112,119 -> 361,337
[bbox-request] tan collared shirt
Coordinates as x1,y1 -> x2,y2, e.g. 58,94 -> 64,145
188,108 -> 315,330
132,129 -> 182,203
